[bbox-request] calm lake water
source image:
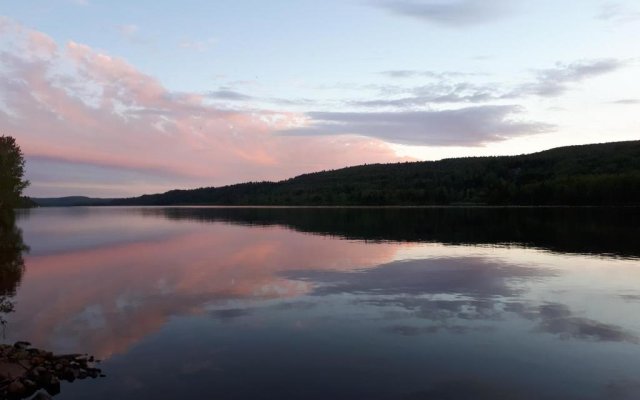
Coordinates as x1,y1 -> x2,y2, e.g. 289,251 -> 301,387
3,207 -> 640,399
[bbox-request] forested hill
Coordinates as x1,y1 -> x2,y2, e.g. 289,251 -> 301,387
111,140 -> 640,206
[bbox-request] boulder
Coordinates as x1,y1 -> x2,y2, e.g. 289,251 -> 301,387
31,391 -> 53,400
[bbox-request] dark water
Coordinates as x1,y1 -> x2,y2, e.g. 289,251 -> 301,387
3,207 -> 640,399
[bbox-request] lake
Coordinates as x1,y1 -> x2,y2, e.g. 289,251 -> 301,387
3,206 -> 640,399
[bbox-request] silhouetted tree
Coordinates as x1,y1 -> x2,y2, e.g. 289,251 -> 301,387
0,135 -> 29,209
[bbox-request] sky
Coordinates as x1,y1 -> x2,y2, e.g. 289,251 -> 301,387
0,0 -> 639,197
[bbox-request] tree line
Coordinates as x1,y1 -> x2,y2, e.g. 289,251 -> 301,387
113,140 -> 640,206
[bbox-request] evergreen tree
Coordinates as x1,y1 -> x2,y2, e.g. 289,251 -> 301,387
0,135 -> 29,209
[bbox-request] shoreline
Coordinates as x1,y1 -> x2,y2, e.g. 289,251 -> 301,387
0,342 -> 103,400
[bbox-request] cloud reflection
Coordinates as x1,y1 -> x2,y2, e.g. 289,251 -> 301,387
11,222 -> 404,358
535,303 -> 638,344
284,257 -> 548,297
286,257 -> 639,344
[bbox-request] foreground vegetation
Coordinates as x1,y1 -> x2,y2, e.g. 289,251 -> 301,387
111,140 -> 640,206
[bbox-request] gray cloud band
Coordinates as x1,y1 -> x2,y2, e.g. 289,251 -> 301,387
375,0 -> 514,26
280,105 -> 553,146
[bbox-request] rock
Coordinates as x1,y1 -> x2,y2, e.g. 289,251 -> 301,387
1,342 -> 103,397
35,369 -> 52,386
44,376 -> 60,396
23,378 -> 37,388
8,379 -> 26,395
13,341 -> 31,350
57,354 -> 81,360
11,350 -> 29,361
0,361 -> 26,380
22,378 -> 39,398
47,375 -> 60,387
61,368 -> 75,382
30,356 -> 44,366
31,390 -> 53,400
87,368 -> 100,378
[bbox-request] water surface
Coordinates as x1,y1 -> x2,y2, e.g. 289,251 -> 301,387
3,207 -> 640,399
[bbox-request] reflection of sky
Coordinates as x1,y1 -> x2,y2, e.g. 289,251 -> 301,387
17,207 -> 197,255
7,208 -> 640,400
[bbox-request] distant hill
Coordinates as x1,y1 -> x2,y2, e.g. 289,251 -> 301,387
38,140 -> 640,206
112,140 -> 640,206
32,196 -> 114,207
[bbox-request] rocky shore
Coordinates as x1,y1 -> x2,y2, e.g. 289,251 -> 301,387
0,342 -> 103,399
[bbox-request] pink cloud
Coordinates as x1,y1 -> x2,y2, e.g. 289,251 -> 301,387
27,31 -> 57,56
0,20 -> 408,196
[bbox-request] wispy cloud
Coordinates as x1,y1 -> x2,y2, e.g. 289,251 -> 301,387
281,106 -> 553,146
512,59 -> 626,97
206,89 -> 254,101
596,2 -> 640,23
380,70 -> 486,79
352,82 -> 497,107
374,0 -> 515,26
117,24 -> 139,38
358,59 -> 624,109
179,37 -> 217,52
115,24 -> 154,46
610,98 -> 640,105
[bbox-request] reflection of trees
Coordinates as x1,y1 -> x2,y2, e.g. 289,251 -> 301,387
0,210 -> 28,327
144,207 -> 640,258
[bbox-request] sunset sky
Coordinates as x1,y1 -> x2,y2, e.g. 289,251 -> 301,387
1,0 -> 639,197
